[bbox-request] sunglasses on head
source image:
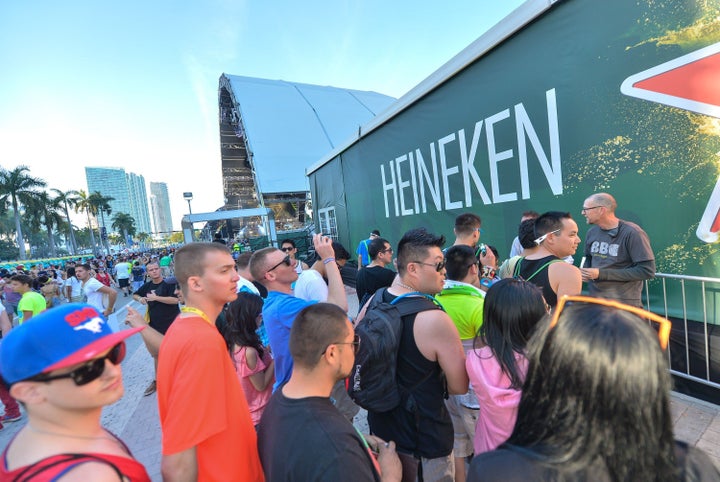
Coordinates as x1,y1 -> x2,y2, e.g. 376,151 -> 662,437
267,254 -> 292,273
28,342 -> 126,386
550,295 -> 671,350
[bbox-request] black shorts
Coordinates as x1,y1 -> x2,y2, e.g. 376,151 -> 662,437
118,278 -> 130,288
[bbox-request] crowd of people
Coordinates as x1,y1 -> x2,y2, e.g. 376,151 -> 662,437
0,191 -> 718,481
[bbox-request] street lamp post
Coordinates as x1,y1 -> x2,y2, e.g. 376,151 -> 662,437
183,192 -> 194,241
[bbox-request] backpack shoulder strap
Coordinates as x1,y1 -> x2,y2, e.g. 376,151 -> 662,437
525,259 -> 564,281
391,291 -> 442,317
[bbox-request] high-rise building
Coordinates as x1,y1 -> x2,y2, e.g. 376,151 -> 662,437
85,167 -> 152,236
150,181 -> 173,234
126,173 -> 152,234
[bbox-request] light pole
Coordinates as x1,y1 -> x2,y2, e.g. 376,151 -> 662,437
183,192 -> 194,241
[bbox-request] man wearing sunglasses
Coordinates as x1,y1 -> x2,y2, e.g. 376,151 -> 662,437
359,228 -> 468,481
514,211 -> 582,308
355,237 -> 396,305
250,234 -> 348,394
580,192 -> 655,307
258,303 -> 402,482
0,303 -> 150,480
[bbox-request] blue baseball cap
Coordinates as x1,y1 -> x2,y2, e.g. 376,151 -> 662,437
0,303 -> 144,385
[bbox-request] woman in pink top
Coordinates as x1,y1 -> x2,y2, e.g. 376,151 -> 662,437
224,292 -> 274,426
465,278 -> 547,454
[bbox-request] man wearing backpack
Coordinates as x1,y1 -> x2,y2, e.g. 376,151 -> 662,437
355,228 -> 468,482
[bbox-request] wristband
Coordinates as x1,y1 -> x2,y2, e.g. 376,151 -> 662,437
323,257 -> 336,265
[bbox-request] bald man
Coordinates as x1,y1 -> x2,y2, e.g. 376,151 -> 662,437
580,193 -> 655,307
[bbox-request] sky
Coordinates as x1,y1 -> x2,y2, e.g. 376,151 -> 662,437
0,0 -> 525,232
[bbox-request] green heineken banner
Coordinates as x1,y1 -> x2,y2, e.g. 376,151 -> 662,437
309,0 -> 720,319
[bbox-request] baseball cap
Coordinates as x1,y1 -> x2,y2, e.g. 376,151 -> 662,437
0,303 -> 144,385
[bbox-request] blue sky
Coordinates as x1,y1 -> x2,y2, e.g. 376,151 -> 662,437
0,0 -> 525,231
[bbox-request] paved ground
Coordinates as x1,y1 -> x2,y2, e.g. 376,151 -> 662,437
2,288 -> 720,480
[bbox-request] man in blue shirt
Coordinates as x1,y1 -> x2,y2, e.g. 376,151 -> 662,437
356,230 -> 380,269
250,234 -> 348,391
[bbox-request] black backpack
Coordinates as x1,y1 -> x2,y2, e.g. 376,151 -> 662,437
348,288 -> 441,412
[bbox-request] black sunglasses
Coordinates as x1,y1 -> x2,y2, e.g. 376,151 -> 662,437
267,254 -> 292,273
281,247 -> 294,252
411,259 -> 447,272
29,342 -> 126,386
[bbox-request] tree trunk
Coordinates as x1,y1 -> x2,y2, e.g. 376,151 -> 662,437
64,201 -> 77,255
46,223 -> 57,257
86,211 -> 98,255
12,199 -> 26,260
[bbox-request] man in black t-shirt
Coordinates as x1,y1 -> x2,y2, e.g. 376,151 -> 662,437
257,303 -> 401,482
355,237 -> 396,306
132,261 -> 179,396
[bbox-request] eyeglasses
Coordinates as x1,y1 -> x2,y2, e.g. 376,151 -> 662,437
29,342 -> 126,386
381,248 -> 393,254
411,259 -> 447,272
267,255 -> 292,273
281,247 -> 294,252
322,334 -> 361,355
533,228 -> 561,245
550,295 -> 671,350
581,206 -> 603,213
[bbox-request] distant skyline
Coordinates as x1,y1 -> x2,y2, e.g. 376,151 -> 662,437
0,1 -> 525,230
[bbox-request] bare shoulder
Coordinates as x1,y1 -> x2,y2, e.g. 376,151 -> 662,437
414,308 -> 456,338
550,260 -> 581,276
56,460 -> 125,481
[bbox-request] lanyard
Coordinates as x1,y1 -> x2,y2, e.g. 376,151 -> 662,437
181,306 -> 212,325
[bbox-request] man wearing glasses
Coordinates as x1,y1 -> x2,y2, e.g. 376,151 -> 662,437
355,237 -> 396,305
0,303 -> 150,480
580,193 -> 655,307
359,227 -> 468,482
258,303 -> 402,482
250,234 -> 348,392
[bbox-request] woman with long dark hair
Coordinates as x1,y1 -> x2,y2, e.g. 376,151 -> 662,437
469,298 -> 720,481
224,292 -> 274,426
466,278 -> 547,455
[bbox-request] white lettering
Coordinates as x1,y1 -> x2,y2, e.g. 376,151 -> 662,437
416,146 -> 441,213
486,109 -> 516,203
458,122 -> 492,206
407,151 -> 420,214
381,161 -> 399,218
516,88 -> 562,197
438,133 -> 462,210
394,154 -> 414,216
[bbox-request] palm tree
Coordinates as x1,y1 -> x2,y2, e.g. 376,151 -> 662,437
51,188 -> 79,255
111,212 -> 137,246
136,232 -> 151,249
74,190 -> 99,255
0,166 -> 46,260
25,192 -> 64,257
89,191 -> 114,254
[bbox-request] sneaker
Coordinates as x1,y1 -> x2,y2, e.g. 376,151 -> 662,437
1,413 -> 22,423
143,380 -> 157,397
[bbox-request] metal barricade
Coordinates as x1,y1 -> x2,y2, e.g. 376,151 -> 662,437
645,273 -> 720,390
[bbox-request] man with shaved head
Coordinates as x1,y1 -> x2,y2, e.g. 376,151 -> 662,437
580,193 -> 655,307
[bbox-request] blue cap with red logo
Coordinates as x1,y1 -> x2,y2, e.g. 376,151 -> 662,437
0,303 -> 144,385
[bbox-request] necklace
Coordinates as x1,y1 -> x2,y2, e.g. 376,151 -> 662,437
393,280 -> 416,292
181,306 -> 212,325
27,424 -> 112,441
